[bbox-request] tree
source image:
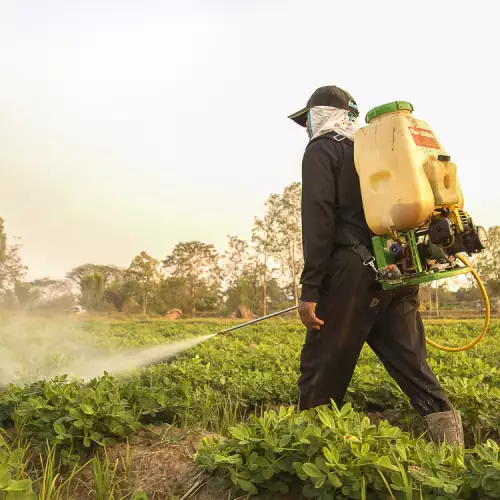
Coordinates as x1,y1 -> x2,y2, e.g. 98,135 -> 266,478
103,280 -> 133,312
81,272 -> 105,310
39,279 -> 74,307
67,264 -> 123,286
0,217 -> 6,263
67,263 -> 125,311
477,226 -> 500,295
14,278 -> 72,309
252,210 -> 278,315
14,280 -> 40,308
163,241 -> 221,315
222,235 -> 262,314
477,227 -> 500,296
225,255 -> 262,314
278,182 -> 303,307
159,276 -> 190,312
126,251 -> 161,315
262,183 -> 303,308
0,217 -> 27,298
223,236 -> 249,289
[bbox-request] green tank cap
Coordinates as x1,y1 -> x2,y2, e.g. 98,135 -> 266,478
365,101 -> 414,124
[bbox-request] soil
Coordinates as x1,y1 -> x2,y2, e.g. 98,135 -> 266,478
68,425 -> 222,500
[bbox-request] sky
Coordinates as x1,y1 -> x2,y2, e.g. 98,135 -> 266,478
1,0 -> 499,281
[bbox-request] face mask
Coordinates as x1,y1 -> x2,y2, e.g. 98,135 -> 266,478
307,106 -> 360,142
306,112 -> 313,139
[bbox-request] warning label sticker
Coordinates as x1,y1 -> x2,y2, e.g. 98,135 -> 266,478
408,126 -> 440,149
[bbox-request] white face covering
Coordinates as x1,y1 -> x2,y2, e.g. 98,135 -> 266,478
307,106 -> 360,142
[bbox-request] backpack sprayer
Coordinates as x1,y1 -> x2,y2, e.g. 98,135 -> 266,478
218,101 -> 491,353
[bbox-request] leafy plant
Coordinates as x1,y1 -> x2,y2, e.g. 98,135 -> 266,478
1,317 -> 500,499
196,403 -> 500,499
0,430 -> 35,499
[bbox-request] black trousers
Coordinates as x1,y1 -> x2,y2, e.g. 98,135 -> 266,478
298,247 -> 453,416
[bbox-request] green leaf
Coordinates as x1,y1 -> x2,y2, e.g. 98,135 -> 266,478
303,483 -> 322,498
314,475 -> 325,489
279,435 -> 291,448
482,477 -> 500,491
262,467 -> 273,480
426,477 -> 445,488
91,432 -> 103,443
80,403 -> 94,415
83,437 -> 91,448
214,454 -> 228,463
226,455 -> 242,465
315,457 -> 329,473
444,484 -> 458,494
328,473 -> 342,488
395,444 -> 407,461
470,458 -> 486,474
237,479 -> 258,494
238,470 -> 252,480
9,449 -> 24,465
377,456 -> 399,472
4,479 -> 32,492
317,410 -> 335,429
339,404 -> 353,418
269,480 -> 288,494
322,446 -> 333,460
302,462 -> 323,479
360,416 -> 371,431
255,456 -> 270,468
293,462 -> 308,481
229,426 -> 247,441
0,462 -> 12,484
53,421 -> 66,435
5,492 -> 37,500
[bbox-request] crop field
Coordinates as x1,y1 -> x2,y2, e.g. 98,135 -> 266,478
0,316 -> 500,499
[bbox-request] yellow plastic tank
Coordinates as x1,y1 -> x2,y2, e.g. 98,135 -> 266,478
354,101 -> 463,235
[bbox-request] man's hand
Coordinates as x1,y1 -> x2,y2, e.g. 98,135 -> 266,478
298,300 -> 324,331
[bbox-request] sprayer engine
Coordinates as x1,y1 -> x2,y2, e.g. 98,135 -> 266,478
424,209 -> 487,260
372,209 -> 487,290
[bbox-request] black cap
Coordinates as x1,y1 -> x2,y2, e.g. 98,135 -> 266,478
288,85 -> 359,127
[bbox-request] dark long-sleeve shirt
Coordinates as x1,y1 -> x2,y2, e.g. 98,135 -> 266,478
300,132 -> 372,302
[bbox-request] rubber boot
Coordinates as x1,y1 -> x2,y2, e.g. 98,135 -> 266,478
424,410 -> 464,447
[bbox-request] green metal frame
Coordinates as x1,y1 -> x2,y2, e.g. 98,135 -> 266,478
372,231 -> 472,290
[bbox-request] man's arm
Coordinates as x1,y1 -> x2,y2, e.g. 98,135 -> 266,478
300,138 -> 339,304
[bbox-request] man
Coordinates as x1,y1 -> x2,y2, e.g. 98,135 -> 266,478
288,85 -> 464,446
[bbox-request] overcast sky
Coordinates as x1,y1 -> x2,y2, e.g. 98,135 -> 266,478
1,0 -> 499,280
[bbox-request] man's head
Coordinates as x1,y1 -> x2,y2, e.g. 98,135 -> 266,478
289,85 -> 359,141
288,85 -> 359,128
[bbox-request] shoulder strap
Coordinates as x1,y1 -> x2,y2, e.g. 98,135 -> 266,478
305,132 -> 378,275
307,132 -> 353,149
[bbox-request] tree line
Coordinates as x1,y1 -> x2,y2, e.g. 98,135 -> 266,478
2,184 -> 500,316
0,183 -> 303,316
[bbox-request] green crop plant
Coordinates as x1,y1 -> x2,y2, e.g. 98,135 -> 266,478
0,430 -> 35,499
0,317 -> 500,498
196,403 -> 500,499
